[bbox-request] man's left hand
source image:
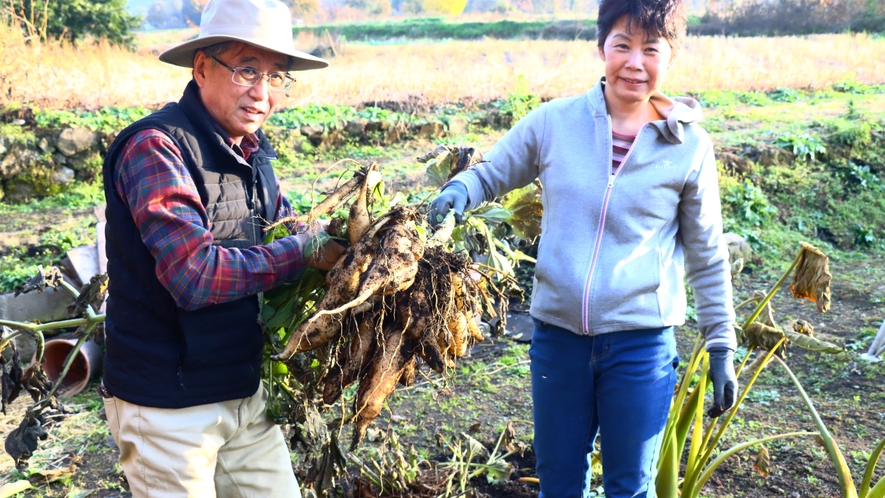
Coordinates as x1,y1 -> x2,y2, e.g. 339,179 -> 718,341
294,220 -> 346,271
307,239 -> 345,270
707,348 -> 738,418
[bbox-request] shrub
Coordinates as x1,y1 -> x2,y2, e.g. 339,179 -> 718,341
695,0 -> 877,36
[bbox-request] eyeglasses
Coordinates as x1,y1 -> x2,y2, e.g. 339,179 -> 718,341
210,55 -> 295,92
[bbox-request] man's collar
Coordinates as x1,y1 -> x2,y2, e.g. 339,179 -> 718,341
210,119 -> 260,160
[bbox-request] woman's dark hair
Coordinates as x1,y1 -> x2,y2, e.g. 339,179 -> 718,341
596,0 -> 688,53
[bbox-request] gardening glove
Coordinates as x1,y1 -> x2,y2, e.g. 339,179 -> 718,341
428,181 -> 468,227
295,220 -> 346,271
707,347 -> 738,418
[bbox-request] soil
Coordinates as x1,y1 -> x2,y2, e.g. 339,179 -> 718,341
6,254 -> 881,498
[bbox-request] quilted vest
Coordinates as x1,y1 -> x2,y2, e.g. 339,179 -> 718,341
101,80 -> 280,408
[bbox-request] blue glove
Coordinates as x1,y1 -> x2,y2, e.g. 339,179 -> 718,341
707,348 -> 738,418
428,181 -> 468,227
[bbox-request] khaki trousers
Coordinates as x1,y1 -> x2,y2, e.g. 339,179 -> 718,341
102,385 -> 301,498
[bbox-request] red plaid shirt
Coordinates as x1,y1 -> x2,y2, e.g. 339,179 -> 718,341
114,127 -> 304,311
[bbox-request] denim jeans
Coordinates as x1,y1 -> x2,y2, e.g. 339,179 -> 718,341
530,320 -> 679,498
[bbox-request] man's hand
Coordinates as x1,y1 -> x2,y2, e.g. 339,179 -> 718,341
307,239 -> 345,271
428,181 -> 468,227
707,348 -> 738,418
295,220 -> 345,271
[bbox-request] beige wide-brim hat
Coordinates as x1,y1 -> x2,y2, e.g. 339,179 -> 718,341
159,0 -> 328,71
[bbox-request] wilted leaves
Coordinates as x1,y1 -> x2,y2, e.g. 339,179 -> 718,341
13,266 -> 63,296
746,322 -> 787,357
67,273 -> 108,317
753,445 -> 771,478
500,182 -> 543,242
789,242 -> 832,313
1,343 -> 24,414
4,414 -> 48,471
745,319 -> 841,357
419,145 -> 482,188
783,319 -> 841,354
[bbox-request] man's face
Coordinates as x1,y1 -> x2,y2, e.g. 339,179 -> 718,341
194,43 -> 288,144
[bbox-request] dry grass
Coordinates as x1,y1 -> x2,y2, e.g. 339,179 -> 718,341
1,23 -> 884,110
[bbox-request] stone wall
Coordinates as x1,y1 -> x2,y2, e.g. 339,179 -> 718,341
0,125 -> 105,202
0,113 -> 480,203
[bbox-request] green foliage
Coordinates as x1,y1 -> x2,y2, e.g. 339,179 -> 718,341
7,0 -> 143,47
722,178 -> 778,230
35,106 -> 153,133
827,118 -> 877,149
832,79 -> 885,95
294,17 -> 598,42
495,74 -> 541,124
775,132 -> 827,162
0,257 -> 41,293
768,87 -> 805,103
268,104 -> 407,130
693,89 -> 773,108
0,179 -> 104,212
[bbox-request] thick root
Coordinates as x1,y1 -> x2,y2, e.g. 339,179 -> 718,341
272,238 -> 378,361
311,224 -> 424,320
398,356 -> 417,387
352,329 -> 415,449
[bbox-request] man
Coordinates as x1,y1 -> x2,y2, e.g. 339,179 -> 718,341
99,0 -> 341,496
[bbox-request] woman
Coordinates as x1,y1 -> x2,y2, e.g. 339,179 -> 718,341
429,1 -> 738,496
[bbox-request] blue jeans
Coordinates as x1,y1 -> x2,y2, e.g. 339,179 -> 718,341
530,320 -> 679,498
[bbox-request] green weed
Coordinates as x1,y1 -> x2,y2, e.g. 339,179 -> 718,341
35,106 -> 153,134
775,132 -> 827,162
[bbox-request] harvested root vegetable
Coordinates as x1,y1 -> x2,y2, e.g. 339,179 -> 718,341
448,313 -> 470,358
322,311 -> 380,405
262,163 -> 509,451
398,357 -> 417,387
347,163 -> 382,245
271,237 -> 378,360
311,224 -> 424,320
352,327 -> 415,449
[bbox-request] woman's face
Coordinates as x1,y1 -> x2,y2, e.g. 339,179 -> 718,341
598,15 -> 673,107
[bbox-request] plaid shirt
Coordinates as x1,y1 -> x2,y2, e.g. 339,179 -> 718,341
114,126 -> 304,311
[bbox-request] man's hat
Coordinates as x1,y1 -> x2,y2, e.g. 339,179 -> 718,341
159,0 -> 328,71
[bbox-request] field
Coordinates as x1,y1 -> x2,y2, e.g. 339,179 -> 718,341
1,21 -> 885,498
1,25 -> 885,108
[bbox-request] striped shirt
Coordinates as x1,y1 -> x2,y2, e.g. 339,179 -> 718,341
612,131 -> 636,174
114,126 -> 304,311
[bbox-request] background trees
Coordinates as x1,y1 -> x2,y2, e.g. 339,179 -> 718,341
3,0 -> 142,47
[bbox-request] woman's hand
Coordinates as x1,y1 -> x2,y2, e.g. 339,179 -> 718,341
707,348 -> 738,418
428,181 -> 468,227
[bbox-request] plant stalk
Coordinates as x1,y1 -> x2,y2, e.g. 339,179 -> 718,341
773,356 -> 858,498
741,250 -> 802,330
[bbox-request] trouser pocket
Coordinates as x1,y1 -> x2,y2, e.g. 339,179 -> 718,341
100,388 -> 121,444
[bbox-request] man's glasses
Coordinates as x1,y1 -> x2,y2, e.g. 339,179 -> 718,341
210,55 -> 295,92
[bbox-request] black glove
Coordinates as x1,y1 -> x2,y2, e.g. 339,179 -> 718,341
707,348 -> 738,418
428,181 -> 468,227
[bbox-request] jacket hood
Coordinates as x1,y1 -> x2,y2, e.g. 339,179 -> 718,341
588,78 -> 704,145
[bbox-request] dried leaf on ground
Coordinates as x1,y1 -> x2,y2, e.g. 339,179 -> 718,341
753,445 -> 771,478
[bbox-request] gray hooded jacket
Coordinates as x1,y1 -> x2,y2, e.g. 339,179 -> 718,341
454,79 -> 737,351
